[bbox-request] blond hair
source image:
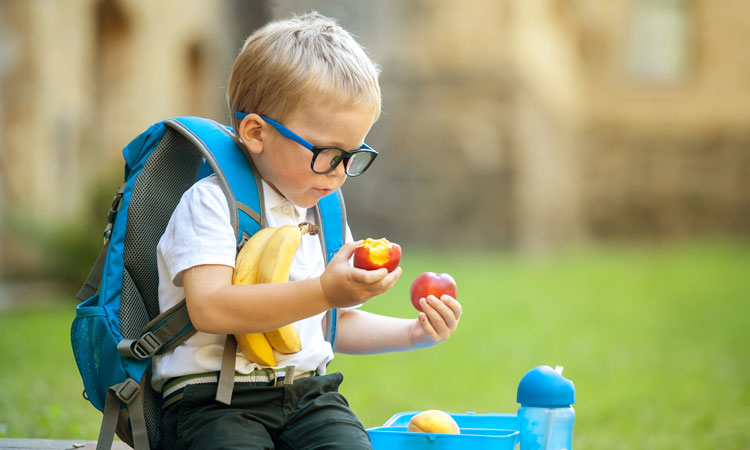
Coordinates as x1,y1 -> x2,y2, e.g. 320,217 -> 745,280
228,12 -> 381,129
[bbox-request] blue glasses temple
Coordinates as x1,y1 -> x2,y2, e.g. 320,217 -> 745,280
235,112 -> 373,151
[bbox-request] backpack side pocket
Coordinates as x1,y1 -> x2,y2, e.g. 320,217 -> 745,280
71,295 -> 126,412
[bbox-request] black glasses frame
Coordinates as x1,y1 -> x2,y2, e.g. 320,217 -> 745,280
307,145 -> 378,176
235,112 -> 378,177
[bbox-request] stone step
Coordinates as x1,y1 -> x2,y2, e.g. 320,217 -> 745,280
0,439 -> 132,450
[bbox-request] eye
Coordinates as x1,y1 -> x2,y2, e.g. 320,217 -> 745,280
328,153 -> 343,168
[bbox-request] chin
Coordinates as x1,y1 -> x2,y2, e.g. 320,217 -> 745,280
294,195 -> 321,209
299,200 -> 319,209
290,187 -> 339,209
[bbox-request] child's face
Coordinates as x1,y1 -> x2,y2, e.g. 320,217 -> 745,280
253,102 -> 376,208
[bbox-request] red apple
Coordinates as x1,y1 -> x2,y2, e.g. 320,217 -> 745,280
410,272 -> 457,312
353,238 -> 402,272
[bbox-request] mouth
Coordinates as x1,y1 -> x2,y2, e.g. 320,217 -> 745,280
313,188 -> 333,195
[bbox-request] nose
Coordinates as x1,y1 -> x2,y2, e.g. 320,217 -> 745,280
329,158 -> 347,178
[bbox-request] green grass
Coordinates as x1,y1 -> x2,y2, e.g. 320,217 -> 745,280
0,299 -> 102,439
1,240 -> 749,448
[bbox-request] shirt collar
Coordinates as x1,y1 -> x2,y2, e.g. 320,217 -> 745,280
261,179 -> 308,220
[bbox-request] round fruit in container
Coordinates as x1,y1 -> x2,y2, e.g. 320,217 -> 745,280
407,410 -> 460,434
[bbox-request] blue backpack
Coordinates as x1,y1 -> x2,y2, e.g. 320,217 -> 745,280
71,117 -> 345,450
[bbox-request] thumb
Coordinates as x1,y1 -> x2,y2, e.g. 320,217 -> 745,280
331,240 -> 362,261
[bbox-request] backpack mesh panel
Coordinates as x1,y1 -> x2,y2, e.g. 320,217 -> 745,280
120,269 -> 149,340
123,128 -> 203,320
142,365 -> 162,447
120,127 -> 204,449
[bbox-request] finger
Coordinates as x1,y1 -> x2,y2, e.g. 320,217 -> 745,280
417,310 -> 440,342
366,267 -> 402,296
333,241 -> 362,261
439,295 -> 462,323
350,267 -> 388,284
421,296 -> 451,336
382,267 -> 402,288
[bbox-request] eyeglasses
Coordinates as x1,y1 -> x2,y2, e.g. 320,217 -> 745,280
235,112 -> 378,177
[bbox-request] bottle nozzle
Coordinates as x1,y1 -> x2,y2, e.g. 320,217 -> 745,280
517,365 -> 576,407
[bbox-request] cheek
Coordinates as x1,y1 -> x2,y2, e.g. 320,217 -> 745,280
272,143 -> 310,172
289,154 -> 314,178
287,143 -> 313,169
279,152 -> 318,189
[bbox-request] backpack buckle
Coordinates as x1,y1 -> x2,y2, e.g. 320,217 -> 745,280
103,223 -> 113,243
102,185 -> 125,243
107,184 -> 126,223
115,378 -> 140,404
132,331 -> 162,359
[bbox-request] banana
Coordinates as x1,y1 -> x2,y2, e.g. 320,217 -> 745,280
233,227 -> 278,366
259,223 -> 318,354
232,227 -> 277,285
257,223 -> 315,284
235,332 -> 276,367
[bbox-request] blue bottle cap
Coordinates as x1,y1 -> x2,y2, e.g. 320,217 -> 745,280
517,365 -> 576,407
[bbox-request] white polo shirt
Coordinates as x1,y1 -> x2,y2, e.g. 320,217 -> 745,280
152,175 -> 352,391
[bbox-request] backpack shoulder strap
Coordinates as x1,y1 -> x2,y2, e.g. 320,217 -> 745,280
165,117 -> 264,243
316,190 -> 346,263
316,190 -> 347,351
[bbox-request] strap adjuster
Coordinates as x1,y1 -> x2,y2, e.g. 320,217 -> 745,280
107,185 -> 126,223
115,378 -> 140,404
102,223 -> 113,242
102,185 -> 125,243
132,331 -> 162,359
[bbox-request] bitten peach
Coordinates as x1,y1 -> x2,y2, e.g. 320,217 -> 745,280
409,272 -> 457,312
353,238 -> 402,272
407,410 -> 460,434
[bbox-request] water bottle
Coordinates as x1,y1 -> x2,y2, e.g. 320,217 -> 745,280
516,365 -> 576,450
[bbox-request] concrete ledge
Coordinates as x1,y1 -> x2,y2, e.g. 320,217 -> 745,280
0,440 -> 132,450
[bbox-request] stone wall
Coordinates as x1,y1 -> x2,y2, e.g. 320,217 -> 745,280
582,129 -> 750,239
345,75 -> 516,249
0,0 -> 240,224
1,0 -> 749,267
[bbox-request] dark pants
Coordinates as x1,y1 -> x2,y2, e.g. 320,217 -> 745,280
161,372 -> 372,450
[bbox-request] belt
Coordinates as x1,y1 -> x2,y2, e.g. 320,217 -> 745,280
162,366 -> 317,409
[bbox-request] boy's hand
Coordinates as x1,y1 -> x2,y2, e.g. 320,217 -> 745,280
320,241 -> 402,308
409,294 -> 462,349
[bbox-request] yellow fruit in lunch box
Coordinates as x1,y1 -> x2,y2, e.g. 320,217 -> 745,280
407,410 -> 460,434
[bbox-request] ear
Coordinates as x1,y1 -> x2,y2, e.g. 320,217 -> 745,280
238,113 -> 266,155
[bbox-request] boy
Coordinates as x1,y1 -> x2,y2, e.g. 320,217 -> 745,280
155,12 -> 462,450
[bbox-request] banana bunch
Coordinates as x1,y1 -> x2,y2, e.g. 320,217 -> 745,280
232,222 -> 319,366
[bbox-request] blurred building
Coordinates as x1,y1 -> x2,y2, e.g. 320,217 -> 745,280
343,0 -> 750,250
0,0 -> 264,222
1,0 -> 748,276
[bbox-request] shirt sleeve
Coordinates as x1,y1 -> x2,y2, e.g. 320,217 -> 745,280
344,223 -> 354,245
158,177 -> 237,287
